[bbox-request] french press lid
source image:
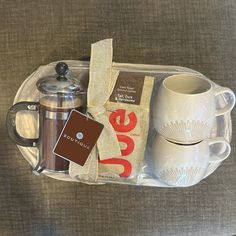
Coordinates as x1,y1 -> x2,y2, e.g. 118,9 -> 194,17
36,62 -> 85,95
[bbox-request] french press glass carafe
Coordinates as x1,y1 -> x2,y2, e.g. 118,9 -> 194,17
7,62 -> 87,174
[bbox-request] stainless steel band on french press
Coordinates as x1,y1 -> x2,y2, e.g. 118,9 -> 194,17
27,103 -> 70,120
45,110 -> 70,120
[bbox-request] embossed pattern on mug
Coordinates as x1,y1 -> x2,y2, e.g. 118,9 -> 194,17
159,167 -> 204,186
158,120 -> 210,142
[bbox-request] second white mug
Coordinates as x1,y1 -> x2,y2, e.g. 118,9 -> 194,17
152,135 -> 231,187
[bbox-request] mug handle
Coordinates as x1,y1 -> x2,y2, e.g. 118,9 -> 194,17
6,101 -> 39,147
208,137 -> 231,163
214,87 -> 235,116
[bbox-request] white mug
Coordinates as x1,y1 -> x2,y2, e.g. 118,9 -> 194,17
153,74 -> 235,143
152,135 -> 231,187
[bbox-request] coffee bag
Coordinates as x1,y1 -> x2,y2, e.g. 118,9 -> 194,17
98,72 -> 154,183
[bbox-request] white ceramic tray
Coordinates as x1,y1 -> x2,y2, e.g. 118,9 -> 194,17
13,61 -> 232,187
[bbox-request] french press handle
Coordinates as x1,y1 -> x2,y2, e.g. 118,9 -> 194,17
6,101 -> 39,147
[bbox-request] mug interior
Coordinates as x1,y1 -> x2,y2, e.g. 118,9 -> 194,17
163,74 -> 211,94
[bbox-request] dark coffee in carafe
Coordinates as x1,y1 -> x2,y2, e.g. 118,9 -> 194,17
39,104 -> 83,171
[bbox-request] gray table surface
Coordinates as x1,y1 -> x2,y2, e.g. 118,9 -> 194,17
0,1 -> 236,236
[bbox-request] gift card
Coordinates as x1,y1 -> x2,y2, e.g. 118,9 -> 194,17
53,110 -> 104,166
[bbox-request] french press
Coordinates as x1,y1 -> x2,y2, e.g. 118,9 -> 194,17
7,62 -> 87,174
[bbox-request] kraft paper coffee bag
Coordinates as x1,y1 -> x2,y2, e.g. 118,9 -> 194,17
98,72 -> 154,183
